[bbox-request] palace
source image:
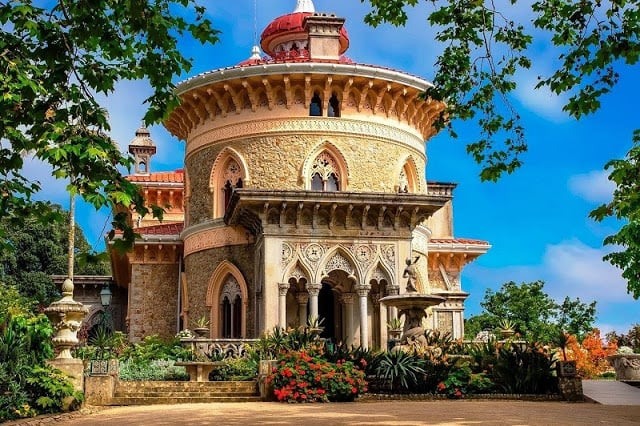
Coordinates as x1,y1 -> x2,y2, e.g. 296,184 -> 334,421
108,0 -> 490,348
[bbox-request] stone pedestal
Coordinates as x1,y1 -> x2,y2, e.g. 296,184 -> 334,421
84,374 -> 116,405
258,360 -> 277,401
558,377 -> 583,402
48,358 -> 85,392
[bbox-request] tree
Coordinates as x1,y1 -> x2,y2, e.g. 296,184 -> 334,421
0,205 -> 110,307
0,1 -> 219,251
360,0 -> 640,298
464,281 -> 596,343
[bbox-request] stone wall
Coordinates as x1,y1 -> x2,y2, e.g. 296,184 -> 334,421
184,243 -> 256,337
128,263 -> 179,342
186,134 -> 426,224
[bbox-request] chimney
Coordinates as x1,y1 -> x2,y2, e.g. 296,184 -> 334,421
304,13 -> 346,61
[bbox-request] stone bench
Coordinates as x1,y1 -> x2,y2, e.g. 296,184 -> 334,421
175,361 -> 224,382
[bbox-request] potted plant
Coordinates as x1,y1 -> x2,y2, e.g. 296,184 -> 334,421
554,331 -> 577,377
608,346 -> 640,382
306,316 -> 325,336
192,315 -> 210,338
387,317 -> 404,341
497,318 -> 516,339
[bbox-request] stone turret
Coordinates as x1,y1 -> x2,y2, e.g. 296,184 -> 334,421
128,125 -> 157,175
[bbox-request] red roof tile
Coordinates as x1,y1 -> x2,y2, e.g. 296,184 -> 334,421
429,238 -> 490,246
128,169 -> 184,183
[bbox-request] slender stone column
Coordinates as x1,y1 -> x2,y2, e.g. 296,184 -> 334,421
386,285 -> 399,321
296,293 -> 309,327
306,283 -> 322,319
356,286 -> 371,349
278,282 -> 290,329
340,293 -> 355,346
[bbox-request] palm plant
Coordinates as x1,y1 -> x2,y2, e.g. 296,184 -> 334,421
375,350 -> 425,392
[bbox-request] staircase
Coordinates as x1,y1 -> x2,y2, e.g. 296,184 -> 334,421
110,380 -> 261,405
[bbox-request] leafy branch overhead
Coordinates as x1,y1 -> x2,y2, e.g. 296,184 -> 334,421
0,0 -> 219,250
362,0 -> 640,298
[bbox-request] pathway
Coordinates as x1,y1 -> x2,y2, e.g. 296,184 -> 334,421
12,401 -> 640,426
583,380 -> 640,405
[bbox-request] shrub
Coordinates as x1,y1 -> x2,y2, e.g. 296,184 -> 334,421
491,342 -> 557,394
266,350 -> 367,402
374,350 -> 425,392
209,357 -> 258,381
118,359 -> 189,381
437,362 -> 494,398
120,335 -> 193,362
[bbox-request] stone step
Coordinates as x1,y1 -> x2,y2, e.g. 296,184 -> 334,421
109,396 -> 262,405
115,381 -> 257,392
114,391 -> 258,398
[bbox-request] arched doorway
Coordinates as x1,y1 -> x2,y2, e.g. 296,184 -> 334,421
318,282 -> 336,340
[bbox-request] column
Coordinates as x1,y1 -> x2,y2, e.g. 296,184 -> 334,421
356,286 -> 370,349
306,283 -> 322,320
370,292 -> 380,349
340,293 -> 355,346
277,282 -> 290,329
296,293 -> 309,327
386,285 -> 399,322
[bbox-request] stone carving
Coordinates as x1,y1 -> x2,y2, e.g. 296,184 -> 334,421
324,252 -> 354,275
220,276 -> 241,302
353,244 -> 373,264
289,263 -> 308,282
382,245 -> 395,269
311,151 -> 339,181
223,158 -> 242,185
303,243 -> 324,263
187,118 -> 424,158
371,265 -> 389,284
184,226 -> 253,257
399,168 -> 409,193
278,282 -> 290,296
281,242 -> 293,265
403,256 -> 420,293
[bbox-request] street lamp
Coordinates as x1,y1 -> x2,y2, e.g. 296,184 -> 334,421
100,284 -> 112,307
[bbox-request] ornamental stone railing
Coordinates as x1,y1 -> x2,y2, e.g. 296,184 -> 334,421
608,353 -> 640,382
180,338 -> 259,360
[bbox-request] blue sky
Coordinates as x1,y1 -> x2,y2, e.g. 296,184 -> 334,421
28,0 -> 639,334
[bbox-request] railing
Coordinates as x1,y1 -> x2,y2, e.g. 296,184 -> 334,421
180,338 -> 259,359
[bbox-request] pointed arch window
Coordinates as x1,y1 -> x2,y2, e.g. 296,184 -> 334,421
309,92 -> 322,116
399,161 -> 418,193
220,275 -> 242,338
221,158 -> 243,213
310,151 -> 340,192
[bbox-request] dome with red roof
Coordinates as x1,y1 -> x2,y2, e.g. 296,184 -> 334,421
259,2 -> 349,60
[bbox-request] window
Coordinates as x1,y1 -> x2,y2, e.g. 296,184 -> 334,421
310,152 -> 340,192
309,92 -> 322,116
221,159 -> 243,213
220,276 -> 242,338
328,93 -> 340,117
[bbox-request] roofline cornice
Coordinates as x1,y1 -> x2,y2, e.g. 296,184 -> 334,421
176,62 -> 433,96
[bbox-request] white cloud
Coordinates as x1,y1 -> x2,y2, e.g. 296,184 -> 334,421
568,169 -> 614,204
514,70 -> 570,122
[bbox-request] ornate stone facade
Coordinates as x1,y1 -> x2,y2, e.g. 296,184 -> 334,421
109,2 -> 490,345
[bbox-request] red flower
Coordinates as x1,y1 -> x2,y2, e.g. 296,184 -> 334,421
351,387 -> 358,394
437,382 -> 446,391
454,389 -> 463,398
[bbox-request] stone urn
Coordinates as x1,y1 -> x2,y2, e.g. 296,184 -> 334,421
608,351 -> 640,382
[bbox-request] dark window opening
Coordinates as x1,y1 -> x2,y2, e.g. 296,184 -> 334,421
309,92 -> 322,116
223,180 -> 233,211
311,173 -> 324,191
233,295 -> 242,338
222,297 -> 231,338
326,173 -> 339,191
328,94 -> 340,117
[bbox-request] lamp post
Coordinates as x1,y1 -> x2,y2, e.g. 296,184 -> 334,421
99,283 -> 112,330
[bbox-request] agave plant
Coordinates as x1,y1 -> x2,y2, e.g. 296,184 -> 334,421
375,350 -> 425,392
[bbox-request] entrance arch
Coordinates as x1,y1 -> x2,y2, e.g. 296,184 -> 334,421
206,261 -> 248,338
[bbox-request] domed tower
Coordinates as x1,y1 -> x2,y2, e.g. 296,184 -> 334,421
159,1 -> 489,346
128,124 -> 157,175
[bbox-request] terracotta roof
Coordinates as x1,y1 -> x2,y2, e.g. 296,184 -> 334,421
127,169 -> 184,183
260,12 -> 349,57
136,222 -> 184,236
429,238 -> 490,246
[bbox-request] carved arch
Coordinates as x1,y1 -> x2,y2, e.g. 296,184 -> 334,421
206,260 -> 248,338
282,259 -> 313,285
301,141 -> 349,191
209,147 -> 250,218
318,246 -> 360,284
396,154 -> 422,193
365,260 -> 395,288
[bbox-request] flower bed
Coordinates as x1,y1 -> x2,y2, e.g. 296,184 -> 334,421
266,350 -> 367,402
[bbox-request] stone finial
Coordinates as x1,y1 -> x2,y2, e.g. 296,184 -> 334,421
44,279 -> 89,360
294,0 -> 315,13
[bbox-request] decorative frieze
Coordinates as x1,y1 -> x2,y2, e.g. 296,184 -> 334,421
183,225 -> 254,257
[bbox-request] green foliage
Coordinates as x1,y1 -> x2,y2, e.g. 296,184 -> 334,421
606,323 -> 640,353
0,310 -> 79,421
374,350 -> 425,392
491,342 -> 557,394
120,335 -> 193,363
267,350 -> 367,403
361,0 -> 640,297
591,131 -> 640,299
118,359 -> 189,381
0,205 -> 109,307
0,0 -> 219,251
209,357 -> 258,381
464,281 -> 596,343
437,362 -> 494,398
